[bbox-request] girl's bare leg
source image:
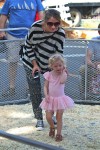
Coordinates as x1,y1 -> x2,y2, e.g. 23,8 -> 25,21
46,111 -> 55,137
56,110 -> 63,135
55,110 -> 64,141
46,111 -> 54,128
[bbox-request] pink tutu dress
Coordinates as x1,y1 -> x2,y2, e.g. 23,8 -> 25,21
40,71 -> 74,111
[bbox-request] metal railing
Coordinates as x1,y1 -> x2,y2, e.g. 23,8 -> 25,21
0,130 -> 65,150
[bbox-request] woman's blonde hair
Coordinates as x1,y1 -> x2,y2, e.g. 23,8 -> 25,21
48,54 -> 66,68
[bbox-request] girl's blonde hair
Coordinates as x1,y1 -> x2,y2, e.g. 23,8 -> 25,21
48,54 -> 66,68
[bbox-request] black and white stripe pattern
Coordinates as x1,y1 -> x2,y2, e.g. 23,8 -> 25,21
21,20 -> 65,72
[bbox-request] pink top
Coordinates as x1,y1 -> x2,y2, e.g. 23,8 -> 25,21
43,71 -> 65,97
40,71 -> 74,111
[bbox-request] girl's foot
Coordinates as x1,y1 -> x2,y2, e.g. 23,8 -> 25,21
55,134 -> 63,142
49,127 -> 55,138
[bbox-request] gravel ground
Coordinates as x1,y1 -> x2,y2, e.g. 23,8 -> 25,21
0,19 -> 100,150
0,103 -> 100,150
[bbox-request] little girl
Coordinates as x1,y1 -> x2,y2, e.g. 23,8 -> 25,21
40,54 -> 74,142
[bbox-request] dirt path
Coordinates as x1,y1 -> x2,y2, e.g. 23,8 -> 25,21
0,103 -> 100,150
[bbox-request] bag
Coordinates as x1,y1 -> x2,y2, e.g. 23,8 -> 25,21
0,36 -> 7,53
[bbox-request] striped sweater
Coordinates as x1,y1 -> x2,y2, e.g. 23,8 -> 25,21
21,20 -> 65,73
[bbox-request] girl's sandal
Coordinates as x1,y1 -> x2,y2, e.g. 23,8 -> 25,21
49,127 -> 55,138
55,134 -> 63,142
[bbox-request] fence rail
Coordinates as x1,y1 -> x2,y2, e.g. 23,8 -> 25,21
0,130 -> 65,150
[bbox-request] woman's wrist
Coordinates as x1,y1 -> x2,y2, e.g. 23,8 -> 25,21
32,59 -> 37,66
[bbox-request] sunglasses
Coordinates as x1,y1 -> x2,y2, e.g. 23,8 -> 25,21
47,22 -> 60,27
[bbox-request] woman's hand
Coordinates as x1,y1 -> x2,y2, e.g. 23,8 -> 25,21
32,66 -> 41,77
31,59 -> 41,76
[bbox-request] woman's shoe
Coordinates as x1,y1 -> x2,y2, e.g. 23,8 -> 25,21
49,127 -> 55,138
35,120 -> 44,131
55,134 -> 63,142
52,116 -> 57,125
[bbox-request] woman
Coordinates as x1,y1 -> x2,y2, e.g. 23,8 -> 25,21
21,9 -> 65,131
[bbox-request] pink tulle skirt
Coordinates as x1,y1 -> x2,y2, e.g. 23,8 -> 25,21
40,95 -> 74,111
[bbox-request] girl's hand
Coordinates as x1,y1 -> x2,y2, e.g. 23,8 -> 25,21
60,68 -> 67,84
45,95 -> 49,103
62,70 -> 67,78
63,66 -> 69,75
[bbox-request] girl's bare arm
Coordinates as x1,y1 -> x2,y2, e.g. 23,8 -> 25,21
44,79 -> 49,101
60,70 -> 67,84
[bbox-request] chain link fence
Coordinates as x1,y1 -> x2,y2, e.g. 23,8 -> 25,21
64,39 -> 100,105
0,28 -> 100,105
0,37 -> 29,105
0,27 -> 100,149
